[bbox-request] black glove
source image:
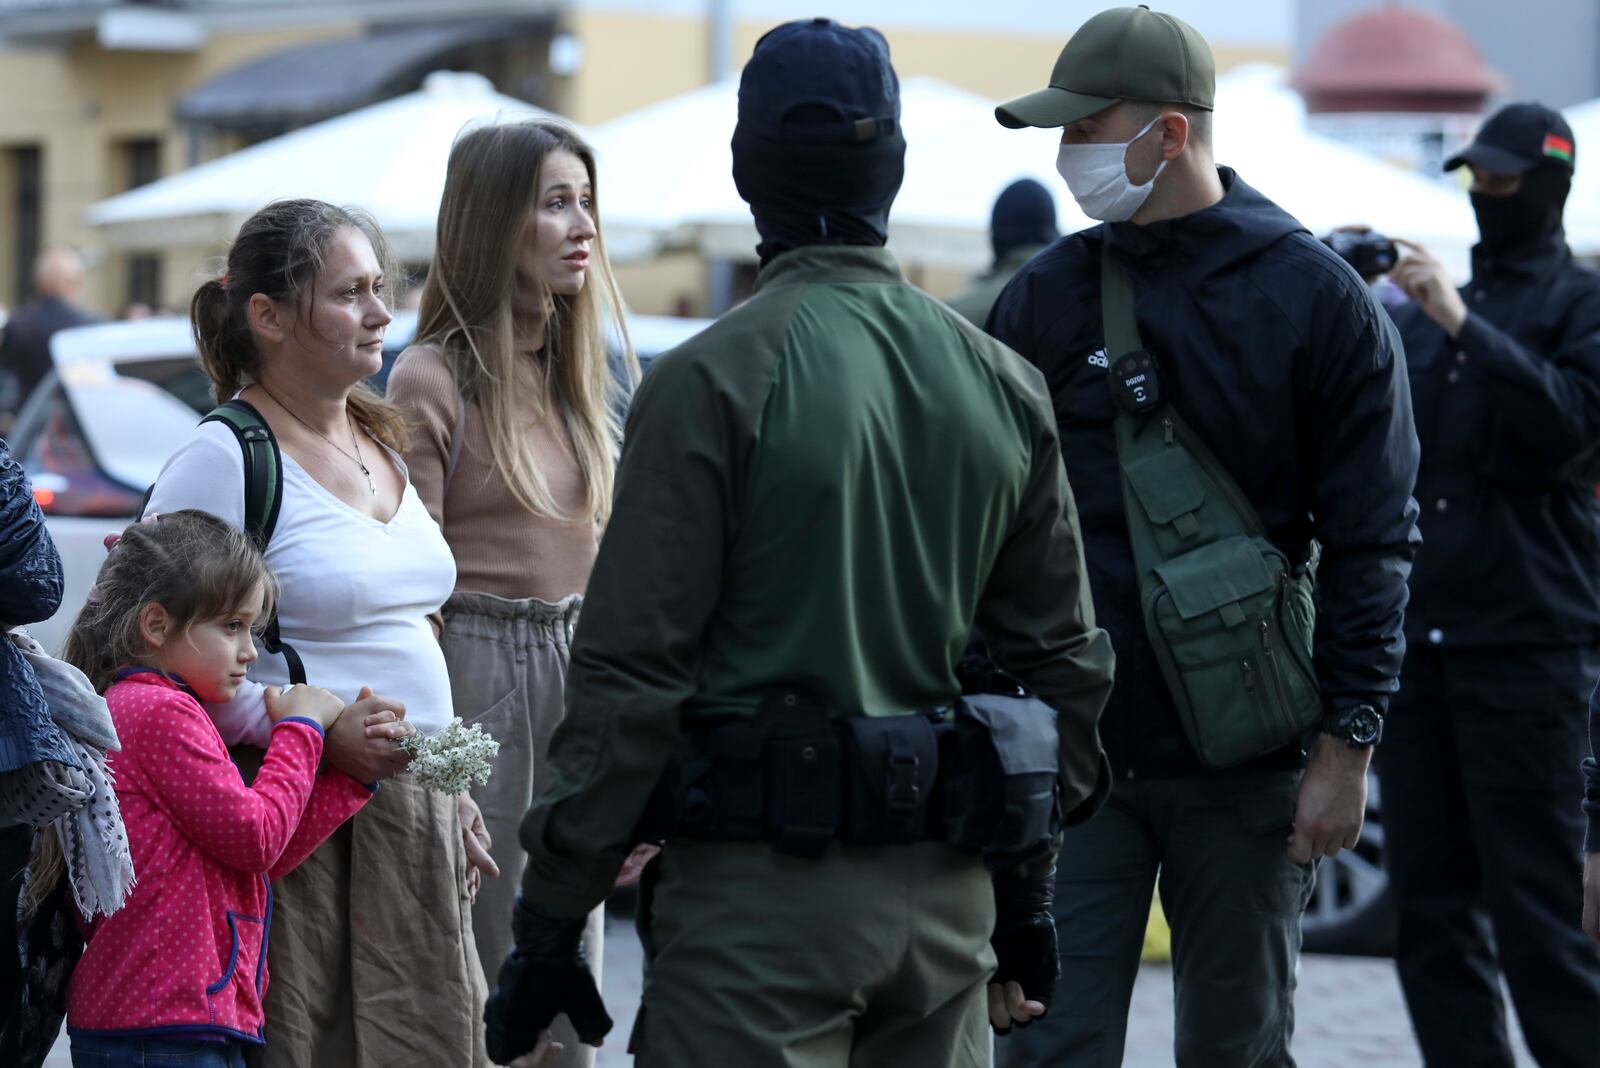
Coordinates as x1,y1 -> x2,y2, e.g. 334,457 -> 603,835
484,896 -> 613,1064
989,866 -> 1059,1035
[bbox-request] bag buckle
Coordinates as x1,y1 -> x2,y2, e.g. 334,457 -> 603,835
884,734 -> 921,828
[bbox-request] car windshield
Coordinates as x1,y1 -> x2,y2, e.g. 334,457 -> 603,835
72,376 -> 206,489
114,357 -> 214,415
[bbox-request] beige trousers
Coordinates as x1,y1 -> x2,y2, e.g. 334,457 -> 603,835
441,591 -> 602,1068
236,762 -> 489,1068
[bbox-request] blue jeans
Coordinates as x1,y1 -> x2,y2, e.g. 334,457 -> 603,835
70,1035 -> 248,1068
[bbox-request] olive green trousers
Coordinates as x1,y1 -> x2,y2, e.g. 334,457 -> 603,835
632,838 -> 995,1068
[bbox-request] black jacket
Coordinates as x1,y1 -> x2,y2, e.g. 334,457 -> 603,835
1391,236 -> 1600,649
0,436 -> 70,778
987,169 -> 1421,779
0,296 -> 98,409
1586,687 -> 1599,850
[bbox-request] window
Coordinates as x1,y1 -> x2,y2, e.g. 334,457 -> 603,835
123,138 -> 160,190
10,145 -> 40,307
125,254 -> 161,311
119,138 -> 163,310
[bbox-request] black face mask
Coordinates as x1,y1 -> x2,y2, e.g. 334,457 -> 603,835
1471,165 -> 1571,258
732,128 -> 907,266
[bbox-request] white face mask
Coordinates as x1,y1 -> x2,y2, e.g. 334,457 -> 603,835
1055,114 -> 1168,222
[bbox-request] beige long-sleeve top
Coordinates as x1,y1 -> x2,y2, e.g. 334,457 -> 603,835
387,343 -> 597,603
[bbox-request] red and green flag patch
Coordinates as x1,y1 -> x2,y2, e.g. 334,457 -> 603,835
1543,133 -> 1574,162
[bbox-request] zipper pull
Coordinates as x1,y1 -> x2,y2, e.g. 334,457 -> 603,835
1241,660 -> 1256,693
1162,417 -> 1175,446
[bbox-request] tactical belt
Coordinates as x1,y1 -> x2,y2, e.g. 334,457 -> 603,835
637,689 -> 1062,865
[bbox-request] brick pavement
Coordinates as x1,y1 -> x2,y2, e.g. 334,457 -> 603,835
46,913 -> 1536,1067
592,916 -> 1535,1068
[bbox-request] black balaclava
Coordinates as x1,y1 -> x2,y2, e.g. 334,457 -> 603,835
731,18 -> 907,267
1472,164 -> 1571,259
990,178 -> 1058,263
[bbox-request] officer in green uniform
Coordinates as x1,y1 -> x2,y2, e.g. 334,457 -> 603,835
946,178 -> 1061,327
481,17 -> 1116,1068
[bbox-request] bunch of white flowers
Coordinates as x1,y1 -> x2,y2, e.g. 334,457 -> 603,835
399,718 -> 500,795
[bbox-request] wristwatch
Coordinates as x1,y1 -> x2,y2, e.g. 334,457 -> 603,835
1320,704 -> 1383,749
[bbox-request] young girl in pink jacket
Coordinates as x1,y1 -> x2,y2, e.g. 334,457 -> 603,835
56,510 -> 393,1068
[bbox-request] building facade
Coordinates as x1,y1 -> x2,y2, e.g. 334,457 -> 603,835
1296,0 -> 1600,114
0,0 -> 1291,319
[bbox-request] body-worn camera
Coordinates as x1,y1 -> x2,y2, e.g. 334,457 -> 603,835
1322,230 -> 1399,280
1109,351 -> 1161,414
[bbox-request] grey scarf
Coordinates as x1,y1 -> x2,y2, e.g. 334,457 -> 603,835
1,631 -> 134,918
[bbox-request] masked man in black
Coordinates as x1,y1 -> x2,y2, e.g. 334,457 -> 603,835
1382,101 -> 1600,1068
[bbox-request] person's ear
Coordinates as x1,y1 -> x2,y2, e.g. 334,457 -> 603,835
138,602 -> 172,650
248,292 -> 289,346
1159,112 -> 1190,161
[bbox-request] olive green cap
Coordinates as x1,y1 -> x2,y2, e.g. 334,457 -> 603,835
996,5 -> 1215,129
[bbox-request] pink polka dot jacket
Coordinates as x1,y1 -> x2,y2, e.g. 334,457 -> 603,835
66,670 -> 373,1045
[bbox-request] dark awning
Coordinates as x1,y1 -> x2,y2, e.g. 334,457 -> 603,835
176,17 -> 552,130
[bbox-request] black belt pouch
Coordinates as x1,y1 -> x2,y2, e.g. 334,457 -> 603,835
841,713 -> 942,845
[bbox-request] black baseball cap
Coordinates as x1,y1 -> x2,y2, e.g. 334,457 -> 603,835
997,5 -> 1214,129
736,17 -> 900,144
1445,102 -> 1575,175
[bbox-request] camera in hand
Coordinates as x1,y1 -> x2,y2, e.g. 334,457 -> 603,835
1322,230 -> 1399,281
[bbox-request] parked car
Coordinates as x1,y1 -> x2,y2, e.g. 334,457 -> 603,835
11,310 -> 711,654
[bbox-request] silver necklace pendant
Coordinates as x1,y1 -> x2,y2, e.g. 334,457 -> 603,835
361,464 -> 375,495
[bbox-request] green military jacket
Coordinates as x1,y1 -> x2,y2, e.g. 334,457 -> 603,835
521,246 -> 1114,916
944,244 -> 1050,328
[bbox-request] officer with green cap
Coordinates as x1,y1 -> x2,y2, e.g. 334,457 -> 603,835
480,17 -> 1116,1068
988,6 -> 1420,1066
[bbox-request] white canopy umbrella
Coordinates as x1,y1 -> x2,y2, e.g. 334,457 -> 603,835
590,67 -> 1479,276
1213,65 -> 1476,277
84,71 -> 632,262
588,76 -> 1078,269
1557,97 -> 1600,258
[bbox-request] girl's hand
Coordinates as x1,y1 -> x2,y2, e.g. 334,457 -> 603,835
507,1031 -> 564,1068
459,793 -> 500,902
264,684 -> 345,729
325,686 -> 413,782
361,705 -> 417,744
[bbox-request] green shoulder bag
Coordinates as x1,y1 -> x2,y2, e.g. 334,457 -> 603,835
1101,247 -> 1321,768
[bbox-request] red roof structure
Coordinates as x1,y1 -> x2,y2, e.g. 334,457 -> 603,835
1294,6 -> 1505,114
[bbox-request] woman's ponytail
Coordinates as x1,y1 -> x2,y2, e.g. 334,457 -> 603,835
189,276 -> 254,406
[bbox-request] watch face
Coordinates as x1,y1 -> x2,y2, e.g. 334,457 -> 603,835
1350,707 -> 1381,745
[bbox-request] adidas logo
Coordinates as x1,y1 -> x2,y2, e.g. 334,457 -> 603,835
1087,348 -> 1109,369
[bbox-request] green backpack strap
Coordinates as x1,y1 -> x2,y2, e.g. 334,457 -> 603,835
197,399 -> 306,686
200,399 -> 283,550
1099,244 -> 1143,366
1099,246 -> 1268,545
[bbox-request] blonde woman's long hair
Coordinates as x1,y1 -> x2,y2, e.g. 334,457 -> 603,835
416,120 -> 637,525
